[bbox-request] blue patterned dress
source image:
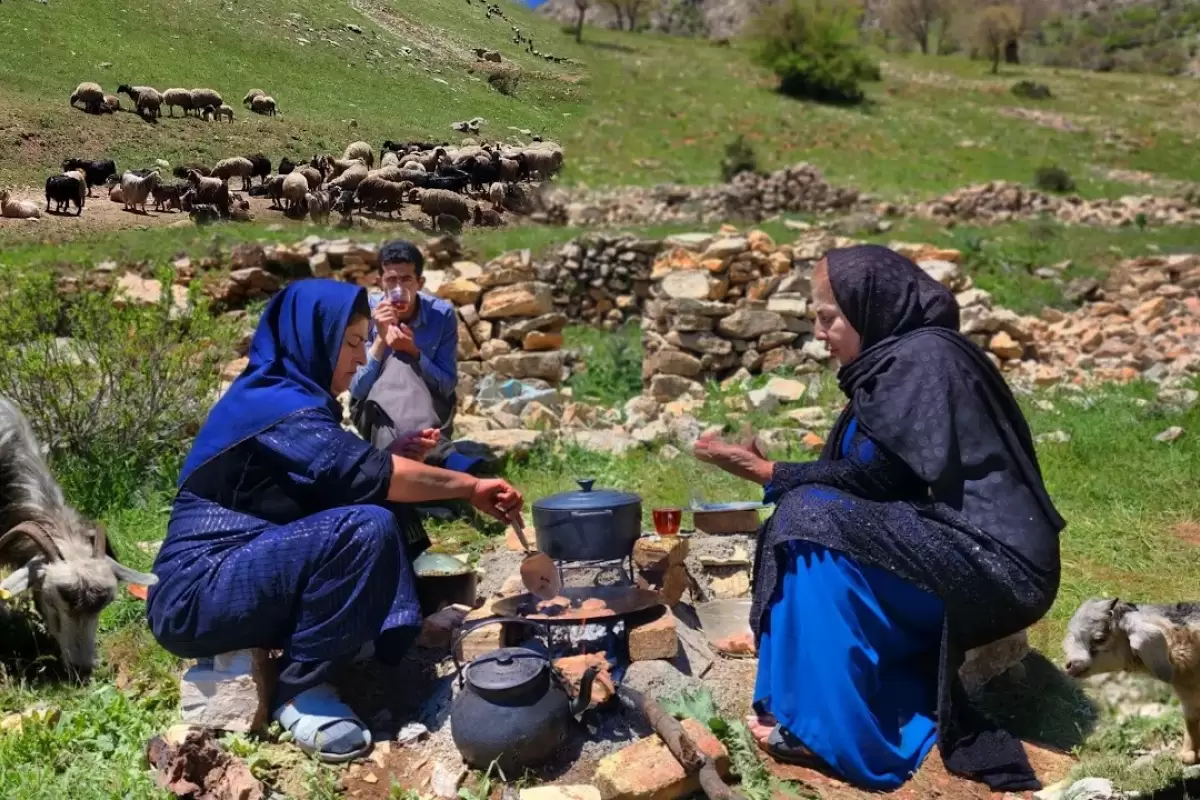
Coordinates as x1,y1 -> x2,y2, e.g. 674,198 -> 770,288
147,409 -> 425,706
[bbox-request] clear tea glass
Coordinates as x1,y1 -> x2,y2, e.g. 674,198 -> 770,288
388,286 -> 413,316
653,507 -> 682,537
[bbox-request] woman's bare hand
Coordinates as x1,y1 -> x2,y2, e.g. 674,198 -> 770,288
389,428 -> 441,461
470,478 -> 525,526
693,431 -> 775,486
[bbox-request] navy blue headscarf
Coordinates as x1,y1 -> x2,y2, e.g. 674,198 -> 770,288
179,279 -> 366,486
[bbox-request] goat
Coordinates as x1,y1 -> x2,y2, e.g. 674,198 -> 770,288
1064,597 -> 1200,764
0,397 -> 156,673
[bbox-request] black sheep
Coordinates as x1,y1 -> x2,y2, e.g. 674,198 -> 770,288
426,173 -> 469,193
472,204 -> 503,227
173,163 -> 211,180
61,158 -> 116,197
244,154 -> 271,186
466,153 -> 500,193
45,174 -> 85,216
278,157 -> 296,175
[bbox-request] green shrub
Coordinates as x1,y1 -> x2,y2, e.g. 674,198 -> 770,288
720,134 -> 759,182
1011,80 -> 1052,99
1034,165 -> 1076,194
0,268 -> 236,513
750,0 -> 880,105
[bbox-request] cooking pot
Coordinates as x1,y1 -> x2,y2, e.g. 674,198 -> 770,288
532,478 -> 642,561
413,552 -> 478,615
450,618 -> 597,773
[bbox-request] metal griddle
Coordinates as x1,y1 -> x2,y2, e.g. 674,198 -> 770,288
491,586 -> 663,624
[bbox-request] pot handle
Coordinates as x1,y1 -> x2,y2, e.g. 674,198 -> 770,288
569,509 -> 613,519
450,616 -> 552,686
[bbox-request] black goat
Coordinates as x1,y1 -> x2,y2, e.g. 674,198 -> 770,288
45,175 -> 85,215
61,158 -> 116,197
278,157 -> 296,175
245,154 -> 271,186
189,204 -> 222,226
151,179 -> 189,212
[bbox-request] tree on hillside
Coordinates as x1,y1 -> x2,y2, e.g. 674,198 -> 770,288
957,0 -> 1050,65
883,0 -> 952,54
970,4 -> 1021,73
575,0 -> 591,43
603,0 -> 650,30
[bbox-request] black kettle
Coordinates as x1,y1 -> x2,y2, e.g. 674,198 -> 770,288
450,618 -> 598,773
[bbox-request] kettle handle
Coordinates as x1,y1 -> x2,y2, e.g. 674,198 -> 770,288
450,616 -> 552,685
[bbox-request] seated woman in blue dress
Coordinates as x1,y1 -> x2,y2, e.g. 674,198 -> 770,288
694,245 -> 1064,791
146,279 -> 524,763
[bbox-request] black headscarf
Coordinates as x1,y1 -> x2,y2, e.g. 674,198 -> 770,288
823,245 -> 1066,555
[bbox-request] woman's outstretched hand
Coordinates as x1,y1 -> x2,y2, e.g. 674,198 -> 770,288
470,478 -> 525,527
693,431 -> 775,486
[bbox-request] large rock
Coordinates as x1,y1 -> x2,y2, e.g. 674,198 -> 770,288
649,349 -> 703,378
717,309 -> 784,339
179,649 -> 273,733
479,282 -> 554,319
700,237 -> 748,261
667,331 -> 732,356
567,430 -> 639,456
490,351 -> 566,383
500,312 -> 569,341
466,429 -> 546,459
764,377 -> 807,403
650,375 -> 704,403
661,271 -> 710,300
594,718 -> 730,800
477,261 -> 536,288
766,296 -> 808,317
437,278 -> 483,306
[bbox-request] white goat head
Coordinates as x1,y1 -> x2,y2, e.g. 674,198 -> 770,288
0,519 -> 156,675
1062,597 -> 1175,684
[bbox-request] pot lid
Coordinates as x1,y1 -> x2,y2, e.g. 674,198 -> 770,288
533,478 -> 641,512
465,646 -> 547,692
413,551 -> 473,577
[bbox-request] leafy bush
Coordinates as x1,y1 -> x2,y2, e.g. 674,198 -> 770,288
720,134 -> 759,182
1034,165 -> 1076,194
1011,80 -> 1052,99
487,70 -> 520,96
750,0 -> 880,105
0,268 -> 236,513
564,323 -> 644,407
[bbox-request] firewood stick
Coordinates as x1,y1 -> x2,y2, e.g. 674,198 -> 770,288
617,686 -> 747,800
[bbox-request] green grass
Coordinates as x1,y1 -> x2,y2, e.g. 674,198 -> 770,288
2,0 -> 1200,208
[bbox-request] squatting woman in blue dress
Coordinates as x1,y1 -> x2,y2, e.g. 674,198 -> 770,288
147,279 -> 523,762
694,245 -> 1063,792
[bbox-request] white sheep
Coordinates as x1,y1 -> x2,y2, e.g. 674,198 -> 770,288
324,157 -> 364,179
342,141 -> 374,169
281,171 -> 309,213
108,184 -> 124,204
69,82 -> 105,113
265,174 -> 286,209
355,176 -> 410,216
250,95 -> 277,116
190,88 -> 223,112
217,104 -> 234,123
367,166 -> 406,183
416,188 -> 470,230
162,88 -> 194,117
243,88 -> 266,107
399,160 -> 427,173
489,181 -> 507,208
329,162 -> 369,191
120,171 -> 161,214
101,94 -> 121,114
380,150 -> 401,169
211,157 -> 255,192
298,166 -> 323,190
0,190 -> 41,220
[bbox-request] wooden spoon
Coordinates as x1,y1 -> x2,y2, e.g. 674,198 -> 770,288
512,517 -> 561,601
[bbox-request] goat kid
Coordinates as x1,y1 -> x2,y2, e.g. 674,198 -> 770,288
1064,597 -> 1200,763
0,397 -> 156,673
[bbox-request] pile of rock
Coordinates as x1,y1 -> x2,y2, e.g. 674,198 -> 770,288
913,181 -> 1200,227
536,163 -> 862,227
639,229 -> 1015,396
1008,254 -> 1200,387
537,233 -> 659,328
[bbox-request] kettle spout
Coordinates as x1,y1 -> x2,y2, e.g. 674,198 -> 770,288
570,664 -> 601,716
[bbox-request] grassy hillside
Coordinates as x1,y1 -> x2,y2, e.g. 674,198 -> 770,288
2,0 -> 1200,208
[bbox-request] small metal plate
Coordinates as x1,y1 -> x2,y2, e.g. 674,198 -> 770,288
689,500 -> 765,512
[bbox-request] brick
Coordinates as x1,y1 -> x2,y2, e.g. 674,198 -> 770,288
629,609 -> 679,662
633,537 -> 690,572
595,718 -> 730,800
553,653 -> 615,707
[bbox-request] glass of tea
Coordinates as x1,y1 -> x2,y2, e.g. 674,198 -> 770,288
388,286 -> 413,316
653,507 -> 682,537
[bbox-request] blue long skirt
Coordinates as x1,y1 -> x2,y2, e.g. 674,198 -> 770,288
754,539 -> 944,790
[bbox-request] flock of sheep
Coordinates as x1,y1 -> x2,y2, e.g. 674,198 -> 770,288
4,137 -> 564,231
68,82 -> 277,122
